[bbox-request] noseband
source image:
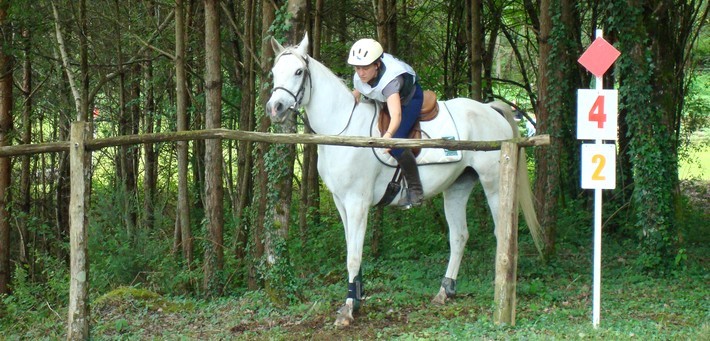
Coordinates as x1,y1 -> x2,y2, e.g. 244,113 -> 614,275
271,50 -> 312,112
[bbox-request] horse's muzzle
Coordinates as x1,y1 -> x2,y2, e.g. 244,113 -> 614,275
265,99 -> 290,124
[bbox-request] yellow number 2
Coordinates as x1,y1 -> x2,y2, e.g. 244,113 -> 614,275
591,154 -> 606,180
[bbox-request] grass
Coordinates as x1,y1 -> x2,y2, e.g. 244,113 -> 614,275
61,239 -> 710,339
3,191 -> 707,340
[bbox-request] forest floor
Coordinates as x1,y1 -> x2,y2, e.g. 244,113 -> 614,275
2,182 -> 707,340
88,233 -> 708,340
85,180 -> 710,339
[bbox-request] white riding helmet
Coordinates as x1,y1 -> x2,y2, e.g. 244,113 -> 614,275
348,38 -> 383,66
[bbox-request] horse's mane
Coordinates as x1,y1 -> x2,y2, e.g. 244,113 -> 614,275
276,47 -> 352,95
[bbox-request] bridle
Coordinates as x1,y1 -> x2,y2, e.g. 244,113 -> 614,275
270,48 -> 358,136
271,50 -> 312,113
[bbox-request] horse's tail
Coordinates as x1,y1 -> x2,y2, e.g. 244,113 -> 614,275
516,144 -> 545,257
490,101 -> 545,258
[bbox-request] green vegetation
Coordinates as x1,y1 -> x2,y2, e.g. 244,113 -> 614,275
680,143 -> 709,180
1,180 -> 707,339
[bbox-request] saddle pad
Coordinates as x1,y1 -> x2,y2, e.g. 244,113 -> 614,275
371,101 -> 462,167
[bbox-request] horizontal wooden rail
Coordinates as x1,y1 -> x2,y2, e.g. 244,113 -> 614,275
0,141 -> 70,157
0,128 -> 550,157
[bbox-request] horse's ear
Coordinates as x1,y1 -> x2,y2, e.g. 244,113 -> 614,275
271,37 -> 285,54
296,32 -> 309,56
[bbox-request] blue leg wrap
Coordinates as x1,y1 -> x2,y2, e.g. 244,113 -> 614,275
442,277 -> 456,298
347,270 -> 364,310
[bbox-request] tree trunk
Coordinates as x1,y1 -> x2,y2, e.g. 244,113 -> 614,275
376,0 -> 389,49
62,0 -> 92,334
55,131 -> 70,262
260,0 -> 305,304
0,1 -> 12,294
250,0 -> 278,290
143,17 -> 157,230
534,0 -> 558,258
139,2 -> 158,230
191,2 -> 206,217
443,0 -> 467,98
613,0 -> 705,268
19,24 -> 32,267
557,0 -> 582,198
203,0 -> 225,295
115,19 -> 138,236
299,0 -> 323,239
79,0 -> 89,123
51,2 -> 77,261
482,1 -> 502,101
227,0 -> 256,273
175,0 -> 193,267
469,0 -> 482,100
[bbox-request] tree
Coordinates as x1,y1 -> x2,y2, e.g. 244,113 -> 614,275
0,0 -> 12,295
259,0 -> 306,305
143,1 -> 158,231
442,0 -> 469,98
299,0 -> 323,239
203,0 -> 225,294
610,0 -> 708,269
17,8 -> 32,269
225,0 -> 257,278
376,0 -> 397,53
469,0 -> 483,100
175,0 -> 193,268
115,2 -> 138,236
533,0 -> 557,258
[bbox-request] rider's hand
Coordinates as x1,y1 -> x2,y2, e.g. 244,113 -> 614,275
382,131 -> 393,153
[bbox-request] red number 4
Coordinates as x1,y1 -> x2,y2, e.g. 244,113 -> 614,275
589,96 -> 606,128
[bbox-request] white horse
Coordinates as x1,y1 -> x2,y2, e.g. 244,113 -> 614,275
266,33 -> 543,327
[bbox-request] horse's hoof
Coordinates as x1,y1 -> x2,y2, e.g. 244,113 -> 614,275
431,287 -> 448,305
334,304 -> 354,327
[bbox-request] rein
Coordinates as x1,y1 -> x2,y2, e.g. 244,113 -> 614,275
296,101 -> 358,136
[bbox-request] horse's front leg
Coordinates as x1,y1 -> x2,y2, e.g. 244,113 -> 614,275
334,198 -> 369,327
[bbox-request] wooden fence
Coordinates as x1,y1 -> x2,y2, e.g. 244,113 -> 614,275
0,121 -> 549,339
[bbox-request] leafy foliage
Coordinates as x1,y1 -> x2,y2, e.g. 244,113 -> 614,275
608,0 -> 690,270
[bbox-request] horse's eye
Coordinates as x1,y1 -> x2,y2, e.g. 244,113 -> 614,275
295,69 -> 303,76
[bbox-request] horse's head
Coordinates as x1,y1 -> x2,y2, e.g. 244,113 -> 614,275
266,33 -> 311,124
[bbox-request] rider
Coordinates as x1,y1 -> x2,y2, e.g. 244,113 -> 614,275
348,38 -> 424,209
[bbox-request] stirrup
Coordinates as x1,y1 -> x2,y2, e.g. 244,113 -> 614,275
397,188 -> 422,210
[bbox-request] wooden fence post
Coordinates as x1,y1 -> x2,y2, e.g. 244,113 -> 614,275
494,141 -> 519,325
67,121 -> 89,340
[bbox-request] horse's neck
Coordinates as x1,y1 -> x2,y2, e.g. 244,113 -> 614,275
304,60 -> 371,136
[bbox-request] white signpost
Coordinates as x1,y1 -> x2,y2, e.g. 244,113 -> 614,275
576,29 -> 621,328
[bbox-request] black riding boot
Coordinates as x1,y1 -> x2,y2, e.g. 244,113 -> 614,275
395,149 -> 424,209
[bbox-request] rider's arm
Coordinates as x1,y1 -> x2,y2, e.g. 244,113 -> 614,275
384,93 -> 401,138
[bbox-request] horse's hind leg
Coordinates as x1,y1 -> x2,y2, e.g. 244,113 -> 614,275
432,169 -> 476,305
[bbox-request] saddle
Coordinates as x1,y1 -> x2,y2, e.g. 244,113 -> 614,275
377,90 -> 439,156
